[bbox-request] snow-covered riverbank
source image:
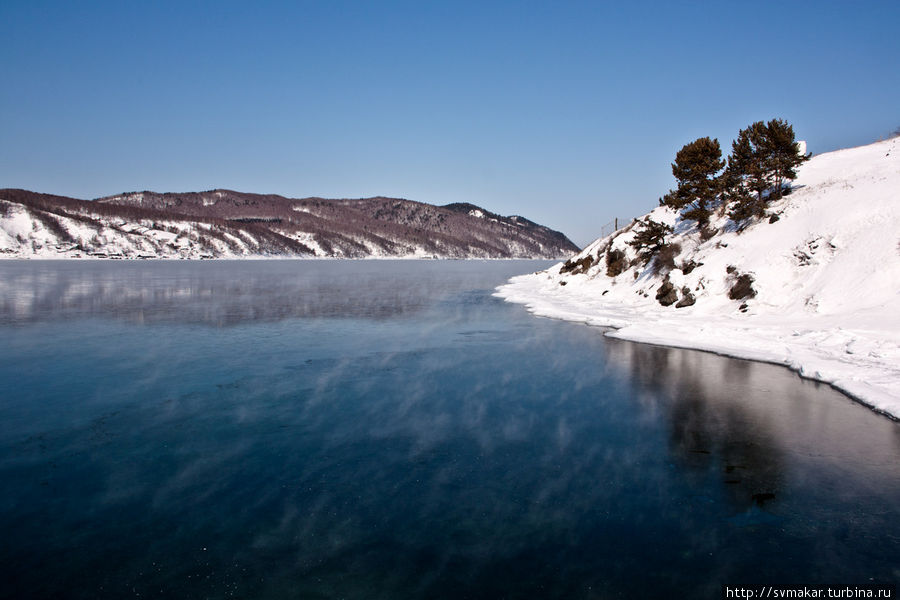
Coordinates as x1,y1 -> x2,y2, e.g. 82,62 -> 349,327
497,137 -> 900,419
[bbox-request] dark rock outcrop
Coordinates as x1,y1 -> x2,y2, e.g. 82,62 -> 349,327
675,287 -> 696,308
656,277 -> 679,306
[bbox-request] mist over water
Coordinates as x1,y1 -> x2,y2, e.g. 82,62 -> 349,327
1,260 -> 898,599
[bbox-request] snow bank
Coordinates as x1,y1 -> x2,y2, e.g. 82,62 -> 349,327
497,137 -> 900,419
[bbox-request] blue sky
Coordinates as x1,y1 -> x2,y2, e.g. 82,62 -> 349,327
2,1 -> 897,246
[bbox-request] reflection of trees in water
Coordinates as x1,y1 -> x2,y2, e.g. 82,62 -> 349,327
607,339 -> 785,513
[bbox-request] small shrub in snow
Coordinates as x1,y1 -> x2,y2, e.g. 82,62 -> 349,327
654,242 -> 682,272
628,218 -> 673,265
605,247 -> 628,277
560,254 -> 594,275
728,273 -> 757,300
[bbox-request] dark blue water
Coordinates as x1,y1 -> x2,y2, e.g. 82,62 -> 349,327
1,260 -> 898,599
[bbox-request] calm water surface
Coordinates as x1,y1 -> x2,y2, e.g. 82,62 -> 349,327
1,260 -> 898,599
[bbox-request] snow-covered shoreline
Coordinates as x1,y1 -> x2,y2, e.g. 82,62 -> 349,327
496,138 -> 900,420
495,273 -> 900,420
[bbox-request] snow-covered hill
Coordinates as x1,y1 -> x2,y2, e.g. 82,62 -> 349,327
497,137 -> 900,418
0,202 -> 296,259
0,189 -> 578,260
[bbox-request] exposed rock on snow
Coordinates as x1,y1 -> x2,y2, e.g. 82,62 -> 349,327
497,137 -> 900,418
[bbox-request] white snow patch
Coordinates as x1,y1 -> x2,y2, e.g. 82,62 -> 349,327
287,231 -> 325,256
222,231 -> 249,253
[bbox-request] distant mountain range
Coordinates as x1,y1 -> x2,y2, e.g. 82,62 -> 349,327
0,189 -> 578,259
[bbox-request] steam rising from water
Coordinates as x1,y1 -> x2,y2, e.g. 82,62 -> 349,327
0,260 -> 898,598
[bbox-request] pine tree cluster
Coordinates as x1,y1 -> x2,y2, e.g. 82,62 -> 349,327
661,119 -> 810,229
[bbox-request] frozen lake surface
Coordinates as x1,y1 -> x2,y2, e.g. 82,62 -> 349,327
1,260 -> 898,599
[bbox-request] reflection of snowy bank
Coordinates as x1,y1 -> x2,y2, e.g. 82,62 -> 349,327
497,138 -> 900,419
496,277 -> 900,419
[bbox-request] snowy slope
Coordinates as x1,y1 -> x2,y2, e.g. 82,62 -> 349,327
0,201 -> 307,259
497,137 -> 900,418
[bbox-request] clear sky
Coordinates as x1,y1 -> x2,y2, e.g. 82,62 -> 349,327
2,1 -> 897,246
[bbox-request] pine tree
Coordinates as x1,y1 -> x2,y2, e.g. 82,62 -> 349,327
628,217 -> 673,264
765,118 -> 810,200
724,125 -> 766,221
664,137 -> 724,227
726,119 -> 809,225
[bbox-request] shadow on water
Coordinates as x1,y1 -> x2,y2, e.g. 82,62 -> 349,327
612,342 -> 787,513
0,260 -> 898,599
604,338 -> 900,587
